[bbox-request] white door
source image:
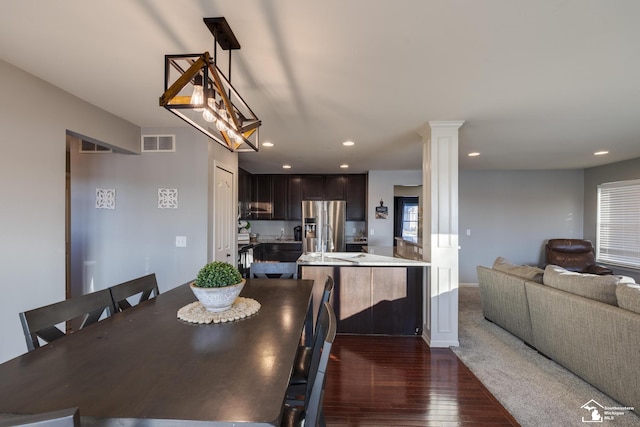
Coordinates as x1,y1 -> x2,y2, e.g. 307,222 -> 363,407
214,165 -> 235,263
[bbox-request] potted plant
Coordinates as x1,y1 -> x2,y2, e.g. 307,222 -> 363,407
190,261 -> 245,312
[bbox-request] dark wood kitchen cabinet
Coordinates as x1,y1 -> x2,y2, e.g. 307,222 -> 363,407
301,175 -> 346,200
302,175 -> 324,200
242,172 -> 367,221
239,168 -> 252,219
254,242 -> 303,262
345,174 -> 367,220
272,175 -> 288,220
288,175 -> 303,220
324,175 -> 346,200
251,175 -> 272,219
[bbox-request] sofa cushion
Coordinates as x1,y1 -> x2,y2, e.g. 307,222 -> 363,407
492,257 -> 544,283
616,283 -> 640,314
543,264 -> 619,306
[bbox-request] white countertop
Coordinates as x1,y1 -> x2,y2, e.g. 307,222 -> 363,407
297,252 -> 430,267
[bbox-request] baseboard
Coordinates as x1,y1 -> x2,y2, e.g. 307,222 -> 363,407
421,331 -> 460,348
460,282 -> 478,287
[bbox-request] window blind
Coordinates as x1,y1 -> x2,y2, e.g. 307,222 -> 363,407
597,179 -> 640,268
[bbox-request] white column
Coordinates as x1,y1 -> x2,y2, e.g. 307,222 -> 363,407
419,120 -> 464,347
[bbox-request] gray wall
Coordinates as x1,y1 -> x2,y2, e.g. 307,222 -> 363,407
69,127 -> 211,297
459,169 -> 585,283
583,157 -> 640,281
367,170 -> 422,246
0,60 -> 140,362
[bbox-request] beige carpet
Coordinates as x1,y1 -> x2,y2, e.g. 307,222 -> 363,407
452,285 -> 639,427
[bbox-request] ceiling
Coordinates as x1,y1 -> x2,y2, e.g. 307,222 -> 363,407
2,1 -> 639,174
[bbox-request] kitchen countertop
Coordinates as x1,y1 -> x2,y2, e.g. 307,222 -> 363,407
297,252 -> 429,267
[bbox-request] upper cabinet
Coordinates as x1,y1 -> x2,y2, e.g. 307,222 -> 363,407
271,175 -> 288,220
239,168 -> 252,220
345,174 -> 367,221
251,175 -> 273,220
324,175 -> 346,200
301,175 -> 325,200
302,175 -> 345,200
288,175 -> 303,220
243,172 -> 367,221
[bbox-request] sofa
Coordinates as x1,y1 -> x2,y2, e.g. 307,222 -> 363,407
477,257 -> 640,414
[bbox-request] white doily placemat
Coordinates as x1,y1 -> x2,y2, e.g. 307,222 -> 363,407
177,297 -> 261,324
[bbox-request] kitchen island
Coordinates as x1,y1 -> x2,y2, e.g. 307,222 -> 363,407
298,252 -> 429,335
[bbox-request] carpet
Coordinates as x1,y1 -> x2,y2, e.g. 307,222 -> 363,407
452,285 -> 639,427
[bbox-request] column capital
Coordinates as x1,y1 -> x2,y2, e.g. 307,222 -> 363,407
418,120 -> 465,138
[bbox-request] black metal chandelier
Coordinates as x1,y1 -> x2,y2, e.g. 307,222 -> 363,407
159,17 -> 261,152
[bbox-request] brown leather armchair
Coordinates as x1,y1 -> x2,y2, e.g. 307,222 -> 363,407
545,239 -> 613,275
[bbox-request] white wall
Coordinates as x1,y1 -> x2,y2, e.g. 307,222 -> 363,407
459,169 -> 584,282
0,60 -> 140,363
367,170 -> 422,246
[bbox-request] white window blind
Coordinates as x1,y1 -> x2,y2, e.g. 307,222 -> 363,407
597,179 -> 640,268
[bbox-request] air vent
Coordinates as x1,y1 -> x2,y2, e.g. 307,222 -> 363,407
79,140 -> 112,153
141,135 -> 175,152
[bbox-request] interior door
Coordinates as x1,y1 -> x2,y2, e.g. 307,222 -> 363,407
214,165 -> 235,263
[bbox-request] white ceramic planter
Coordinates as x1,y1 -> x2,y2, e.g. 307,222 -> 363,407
190,279 -> 245,312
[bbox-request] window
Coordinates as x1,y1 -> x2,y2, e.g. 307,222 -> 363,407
394,197 -> 419,244
597,179 -> 640,268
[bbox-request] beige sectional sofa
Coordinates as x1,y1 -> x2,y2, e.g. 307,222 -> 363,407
477,258 -> 640,414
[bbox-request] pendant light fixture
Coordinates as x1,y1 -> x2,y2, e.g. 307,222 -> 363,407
159,17 -> 261,152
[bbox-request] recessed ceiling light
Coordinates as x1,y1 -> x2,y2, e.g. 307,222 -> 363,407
282,164 -> 292,169
262,141 -> 274,147
594,150 -> 609,156
340,164 -> 349,169
342,141 -> 355,146
468,152 -> 480,157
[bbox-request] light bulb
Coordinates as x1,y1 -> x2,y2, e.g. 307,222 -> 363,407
202,98 -> 217,123
216,108 -> 228,132
191,75 -> 204,112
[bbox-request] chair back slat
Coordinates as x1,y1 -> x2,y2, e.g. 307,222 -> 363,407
109,273 -> 160,312
0,406 -> 80,426
250,262 -> 298,279
304,301 -> 336,426
19,289 -> 113,351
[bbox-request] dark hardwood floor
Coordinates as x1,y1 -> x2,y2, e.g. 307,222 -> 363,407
323,335 -> 520,427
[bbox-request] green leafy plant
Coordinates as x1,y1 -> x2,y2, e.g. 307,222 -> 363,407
194,261 -> 242,288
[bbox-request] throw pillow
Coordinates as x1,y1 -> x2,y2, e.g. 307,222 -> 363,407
616,283 -> 640,315
543,264 -> 619,306
492,257 -> 544,283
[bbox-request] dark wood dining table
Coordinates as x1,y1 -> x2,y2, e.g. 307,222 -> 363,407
0,278 -> 314,426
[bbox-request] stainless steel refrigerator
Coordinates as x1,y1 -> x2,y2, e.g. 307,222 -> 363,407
302,200 -> 346,254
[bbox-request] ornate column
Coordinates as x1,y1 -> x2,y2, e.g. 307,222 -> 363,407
419,120 -> 464,347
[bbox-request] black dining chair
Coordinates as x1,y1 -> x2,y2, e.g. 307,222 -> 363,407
19,289 -> 114,351
281,301 -> 336,427
287,276 -> 334,403
109,273 -> 160,312
250,262 -> 298,279
0,407 -> 80,427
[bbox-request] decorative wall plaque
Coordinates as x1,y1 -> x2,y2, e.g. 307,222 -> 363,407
158,188 -> 178,209
96,188 -> 116,209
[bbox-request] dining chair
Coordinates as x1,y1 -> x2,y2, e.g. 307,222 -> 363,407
286,276 -> 333,404
109,273 -> 160,312
19,289 -> 114,351
250,262 -> 298,279
0,407 -> 80,427
281,301 -> 336,427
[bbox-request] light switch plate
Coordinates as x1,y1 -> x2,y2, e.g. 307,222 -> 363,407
176,236 -> 187,247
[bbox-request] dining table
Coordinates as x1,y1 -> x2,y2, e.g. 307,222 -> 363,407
0,278 -> 314,426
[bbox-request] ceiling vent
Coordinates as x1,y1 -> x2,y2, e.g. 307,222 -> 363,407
79,140 -> 112,153
142,135 -> 175,152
